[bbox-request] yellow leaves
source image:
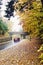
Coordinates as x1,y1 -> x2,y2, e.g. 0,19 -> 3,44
39,53 -> 43,59
38,44 -> 43,52
32,1 -> 42,10
13,0 -> 43,39
18,0 -> 28,3
40,60 -> 43,64
32,2 -> 38,9
38,44 -> 43,64
40,34 -> 43,39
13,0 -> 28,12
22,14 -> 40,37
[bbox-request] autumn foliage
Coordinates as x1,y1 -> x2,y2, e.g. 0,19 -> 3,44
13,0 -> 43,39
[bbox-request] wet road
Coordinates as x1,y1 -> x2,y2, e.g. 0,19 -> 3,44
0,40 -> 20,50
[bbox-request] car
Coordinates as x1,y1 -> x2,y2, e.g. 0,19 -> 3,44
14,37 -> 20,42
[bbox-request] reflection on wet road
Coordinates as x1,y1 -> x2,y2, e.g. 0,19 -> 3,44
0,40 -> 20,50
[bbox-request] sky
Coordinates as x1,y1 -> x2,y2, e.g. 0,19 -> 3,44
0,0 -> 23,32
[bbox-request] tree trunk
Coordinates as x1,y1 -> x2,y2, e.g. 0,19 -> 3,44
41,0 -> 43,7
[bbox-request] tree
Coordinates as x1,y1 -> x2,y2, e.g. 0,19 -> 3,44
41,0 -> 43,7
4,0 -> 43,39
0,19 -> 8,35
13,0 -> 43,40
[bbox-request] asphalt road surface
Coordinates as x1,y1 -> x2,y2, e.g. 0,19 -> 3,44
0,40 -> 21,50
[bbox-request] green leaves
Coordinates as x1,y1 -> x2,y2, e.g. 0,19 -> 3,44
0,19 -> 8,35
